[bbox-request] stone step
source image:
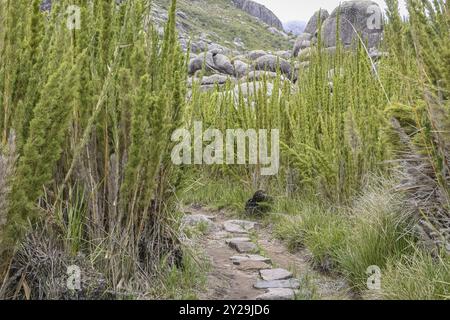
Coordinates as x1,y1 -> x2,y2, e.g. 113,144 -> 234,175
223,220 -> 257,234
237,260 -> 271,271
230,254 -> 271,265
254,279 -> 301,290
225,237 -> 251,244
182,214 -> 218,232
227,238 -> 258,254
259,268 -> 293,281
256,288 -> 296,300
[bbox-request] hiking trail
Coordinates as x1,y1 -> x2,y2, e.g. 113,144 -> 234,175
183,205 -> 354,300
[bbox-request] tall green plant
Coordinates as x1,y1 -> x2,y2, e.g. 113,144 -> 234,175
0,0 -> 189,290
384,0 -> 450,252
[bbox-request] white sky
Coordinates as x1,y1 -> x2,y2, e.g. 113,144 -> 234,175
253,0 -> 408,22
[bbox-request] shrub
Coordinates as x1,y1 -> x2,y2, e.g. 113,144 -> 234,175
336,181 -> 416,290
0,0 -> 193,297
376,249 -> 450,300
274,201 -> 348,271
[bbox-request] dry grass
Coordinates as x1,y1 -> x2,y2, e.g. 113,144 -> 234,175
0,222 -> 113,300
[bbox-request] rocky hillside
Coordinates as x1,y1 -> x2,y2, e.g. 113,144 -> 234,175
231,0 -> 284,30
187,0 -> 385,95
41,0 -> 292,52
153,0 -> 292,52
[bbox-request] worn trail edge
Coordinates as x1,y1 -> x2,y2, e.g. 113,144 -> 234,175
183,206 -> 353,300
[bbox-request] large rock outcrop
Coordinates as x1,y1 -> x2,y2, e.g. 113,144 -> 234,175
293,10 -> 329,57
293,1 -> 383,57
188,50 -> 239,77
293,33 -> 313,57
304,9 -> 330,35
232,0 -> 284,30
254,55 -> 293,80
321,0 -> 383,49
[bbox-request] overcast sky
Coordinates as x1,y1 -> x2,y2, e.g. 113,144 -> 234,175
252,0 -> 407,22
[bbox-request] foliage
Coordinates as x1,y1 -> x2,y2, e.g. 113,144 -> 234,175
0,0 -> 192,297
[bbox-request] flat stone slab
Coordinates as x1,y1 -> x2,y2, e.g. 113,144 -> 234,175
237,260 -> 271,271
223,220 -> 257,234
260,268 -> 293,281
256,288 -> 296,300
225,237 -> 251,244
182,214 -> 218,232
254,279 -> 301,290
210,231 -> 230,240
227,239 -> 258,253
230,254 -> 271,265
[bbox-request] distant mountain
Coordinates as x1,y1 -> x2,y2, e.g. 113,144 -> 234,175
283,21 -> 307,35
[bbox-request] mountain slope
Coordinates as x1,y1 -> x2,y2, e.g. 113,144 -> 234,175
40,0 -> 292,52
154,0 -> 292,51
231,0 -> 284,30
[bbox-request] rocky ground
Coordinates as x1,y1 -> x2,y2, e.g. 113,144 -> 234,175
183,206 -> 354,300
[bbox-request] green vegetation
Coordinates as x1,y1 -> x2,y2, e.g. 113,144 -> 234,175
0,0 -> 199,299
177,0 -> 449,300
0,0 -> 448,300
379,250 -> 450,300
336,181 -> 415,292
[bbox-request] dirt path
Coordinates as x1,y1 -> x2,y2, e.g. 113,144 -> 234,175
183,205 -> 353,300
